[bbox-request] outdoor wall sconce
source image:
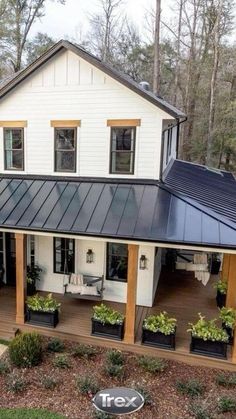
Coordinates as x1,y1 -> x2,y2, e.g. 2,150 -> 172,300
86,249 -> 94,263
139,255 -> 147,270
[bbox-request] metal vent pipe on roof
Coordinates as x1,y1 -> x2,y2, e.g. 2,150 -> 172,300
139,81 -> 150,91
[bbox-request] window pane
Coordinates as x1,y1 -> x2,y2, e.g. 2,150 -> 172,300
107,243 -> 128,282
55,129 -> 75,150
112,152 -> 132,173
112,128 -> 133,151
4,129 -> 23,149
55,151 -> 75,172
5,150 -> 23,169
54,238 -> 75,274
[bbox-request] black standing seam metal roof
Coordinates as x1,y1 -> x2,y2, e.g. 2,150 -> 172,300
0,40 -> 186,119
0,175 -> 236,249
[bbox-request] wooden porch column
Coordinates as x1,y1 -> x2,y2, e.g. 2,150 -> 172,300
15,233 -> 27,325
226,254 -> 236,363
221,254 -> 230,282
124,244 -> 139,344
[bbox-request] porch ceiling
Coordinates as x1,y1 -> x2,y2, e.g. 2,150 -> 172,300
0,175 -> 236,249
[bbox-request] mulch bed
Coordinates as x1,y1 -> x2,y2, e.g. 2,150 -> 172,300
0,337 -> 235,419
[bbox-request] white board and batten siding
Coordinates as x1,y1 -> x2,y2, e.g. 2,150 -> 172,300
0,50 -> 175,180
35,235 -> 159,307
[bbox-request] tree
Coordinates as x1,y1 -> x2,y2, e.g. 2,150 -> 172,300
153,0 -> 161,94
25,32 -> 56,65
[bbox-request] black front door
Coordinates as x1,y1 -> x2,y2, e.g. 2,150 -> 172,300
5,233 -> 16,286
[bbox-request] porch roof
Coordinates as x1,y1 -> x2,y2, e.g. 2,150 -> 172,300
0,174 -> 236,249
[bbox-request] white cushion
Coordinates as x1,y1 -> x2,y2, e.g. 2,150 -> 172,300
67,284 -> 84,294
80,285 -> 99,296
70,273 -> 84,285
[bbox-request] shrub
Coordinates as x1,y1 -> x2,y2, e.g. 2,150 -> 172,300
53,354 -> 70,369
94,412 -> 114,419
190,403 -> 212,419
93,303 -> 124,325
76,375 -> 99,395
106,350 -> 124,366
176,379 -> 205,398
216,373 -> 236,387
214,280 -> 227,295
7,372 -> 26,393
219,307 -> 236,329
104,364 -> 124,378
47,338 -> 65,353
27,264 -> 42,285
73,344 -> 98,359
218,396 -> 236,413
9,332 -> 42,368
41,375 -> 59,390
135,385 -> 152,405
0,360 -> 10,375
138,356 -> 166,373
26,293 -> 61,313
143,311 -> 177,335
187,313 -> 229,342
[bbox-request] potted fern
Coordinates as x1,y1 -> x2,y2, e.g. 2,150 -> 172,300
27,264 -> 42,296
188,313 -> 228,359
219,307 -> 236,345
214,280 -> 227,308
91,303 -> 125,340
142,311 -> 177,350
26,293 -> 61,328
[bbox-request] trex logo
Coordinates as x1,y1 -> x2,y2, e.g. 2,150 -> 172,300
93,387 -> 144,415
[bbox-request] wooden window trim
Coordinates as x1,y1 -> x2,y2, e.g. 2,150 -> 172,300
51,120 -> 81,128
109,126 -> 136,175
106,243 -> 128,283
4,127 -> 24,171
107,119 -> 141,127
0,121 -> 27,128
54,127 -> 77,173
53,237 -> 75,274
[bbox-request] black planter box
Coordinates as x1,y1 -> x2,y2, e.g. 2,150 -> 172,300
91,319 -> 124,340
211,260 -> 221,275
190,335 -> 227,359
216,291 -> 226,308
222,323 -> 234,345
27,283 -> 36,296
142,327 -> 176,350
26,309 -> 59,328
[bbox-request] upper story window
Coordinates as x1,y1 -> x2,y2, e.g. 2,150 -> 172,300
4,128 -> 24,170
106,242 -> 128,282
110,127 -> 136,174
54,237 -> 75,274
54,128 -> 76,172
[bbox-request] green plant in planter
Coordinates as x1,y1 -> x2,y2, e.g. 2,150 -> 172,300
187,313 -> 229,342
26,264 -> 42,285
219,307 -> 236,329
26,293 -> 61,313
143,311 -> 176,335
92,303 -> 124,325
213,280 -> 227,295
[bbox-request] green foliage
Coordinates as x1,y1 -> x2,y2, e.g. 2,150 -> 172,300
176,379 -> 205,398
143,311 -> 177,335
0,409 -> 65,418
106,350 -> 124,366
53,354 -> 70,369
41,375 -> 59,390
72,344 -> 98,359
47,338 -> 65,353
188,313 -> 229,342
26,293 -> 61,313
0,360 -> 10,375
76,375 -> 99,395
218,396 -> 236,412
93,411 -> 114,419
216,373 -> 236,387
104,363 -> 124,378
134,386 -> 152,405
0,338 -> 10,346
26,264 -> 42,284
7,372 -> 26,393
93,303 -> 124,325
137,356 -> 166,373
214,280 -> 228,295
9,332 -> 42,368
189,403 -> 212,419
219,307 -> 236,328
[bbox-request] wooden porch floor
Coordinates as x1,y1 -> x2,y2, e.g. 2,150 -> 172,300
0,270 -> 236,371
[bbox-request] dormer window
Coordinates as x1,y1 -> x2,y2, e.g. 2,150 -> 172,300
54,128 -> 76,172
4,128 -> 24,171
110,127 -> 136,174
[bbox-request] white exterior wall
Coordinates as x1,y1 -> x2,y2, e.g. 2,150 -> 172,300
35,235 -> 157,307
0,50 -> 174,180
